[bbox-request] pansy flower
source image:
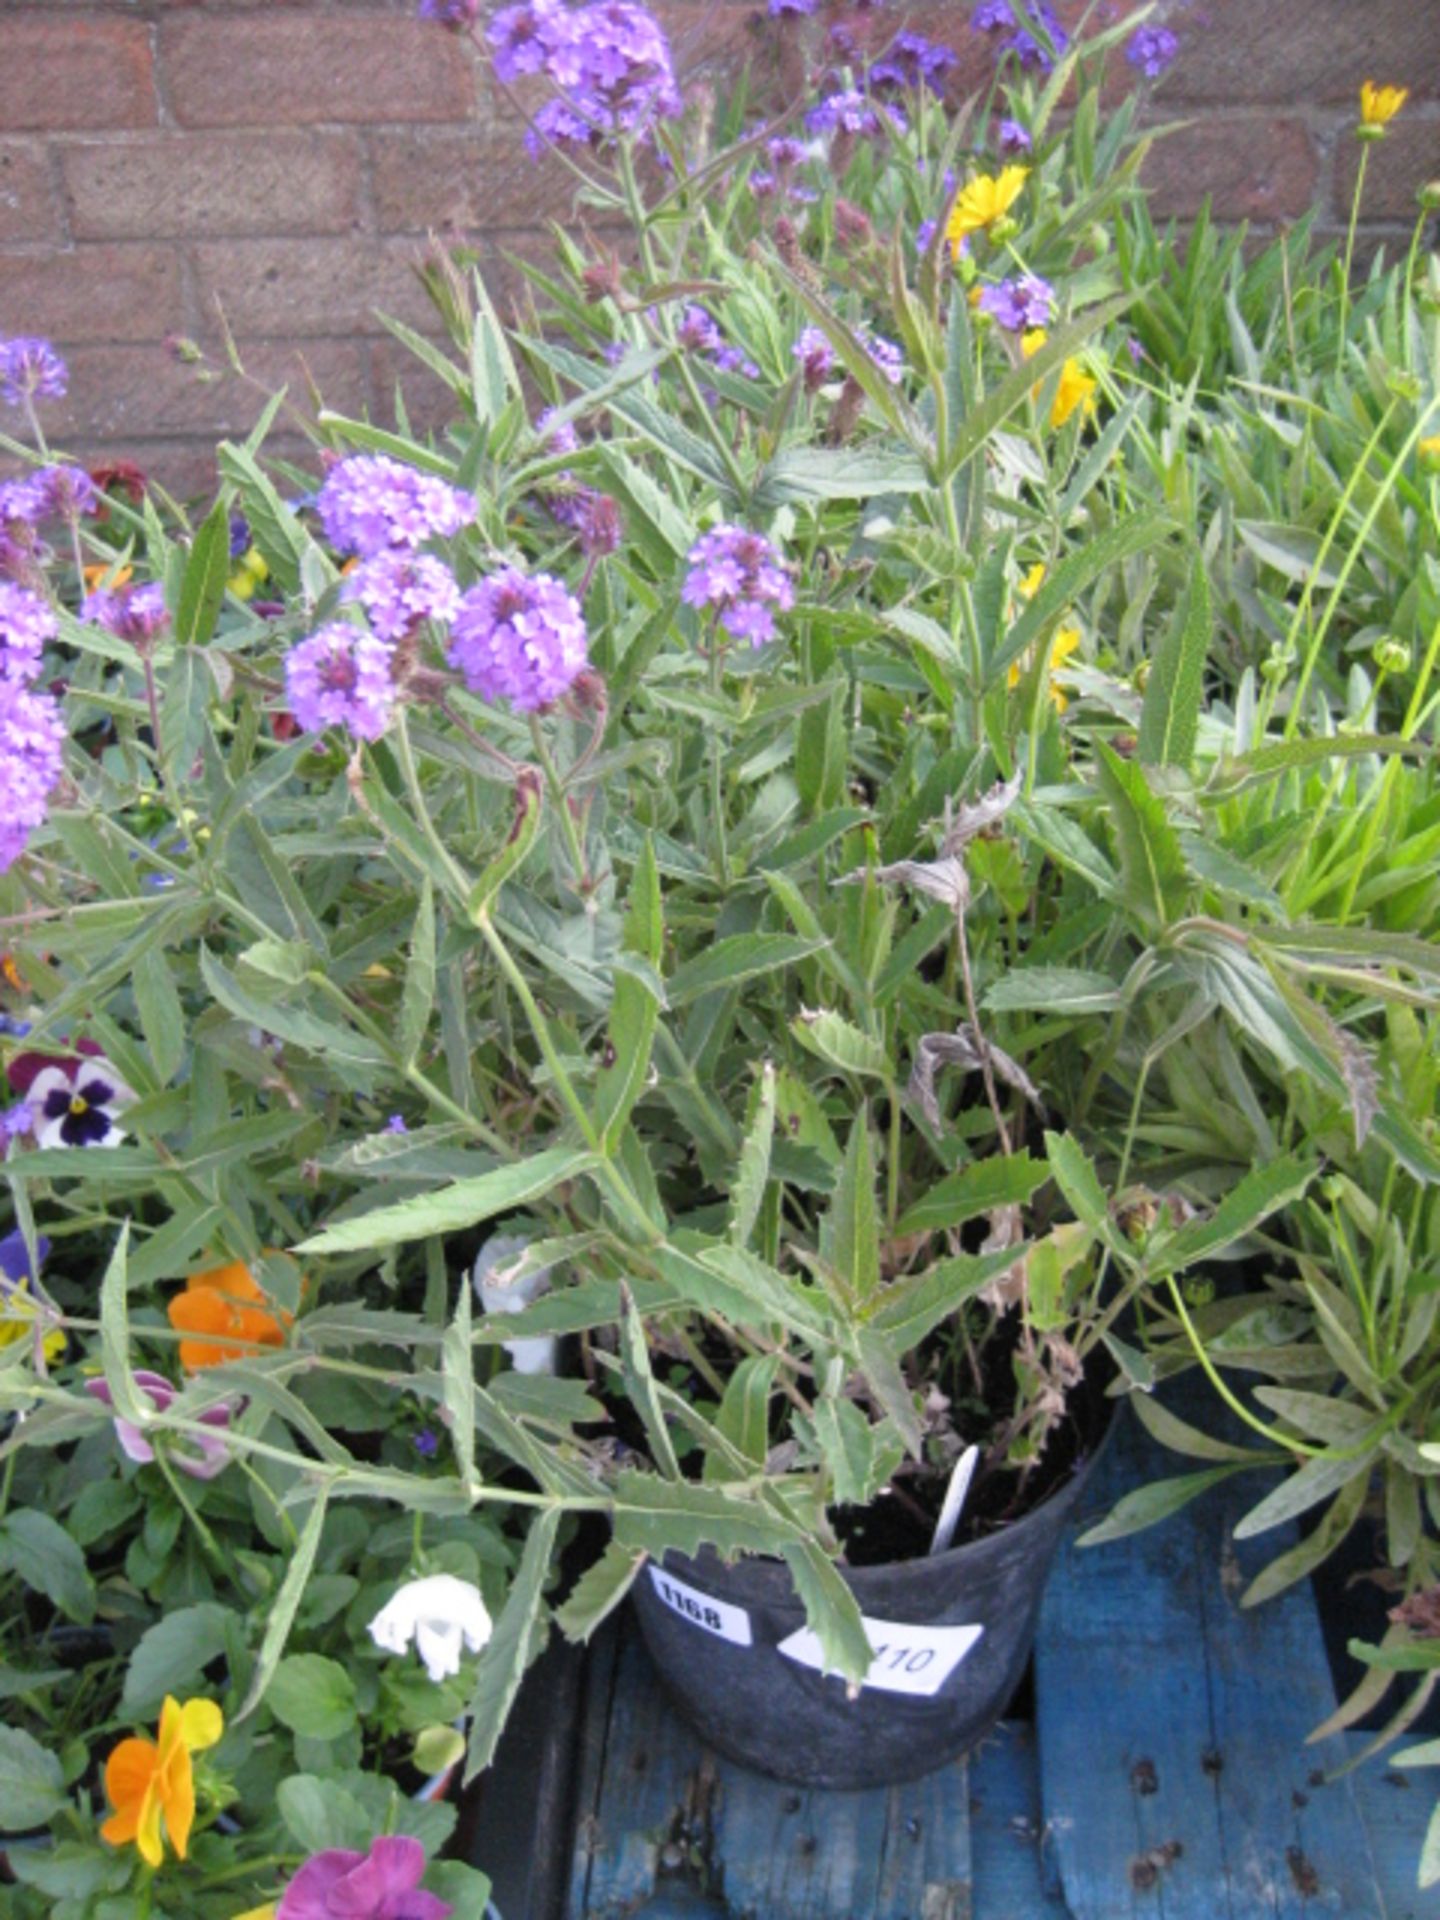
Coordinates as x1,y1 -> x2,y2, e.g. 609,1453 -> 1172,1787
101,1695 -> 224,1868
8,1044 -> 134,1149
277,1835 -> 452,1920
0,1226 -> 62,1362
85,1368 -> 233,1479
168,1259 -> 291,1371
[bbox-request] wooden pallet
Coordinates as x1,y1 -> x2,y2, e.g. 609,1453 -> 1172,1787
549,1405 -> 1432,1920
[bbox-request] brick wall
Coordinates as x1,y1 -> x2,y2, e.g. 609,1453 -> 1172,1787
1,0 -> 1437,492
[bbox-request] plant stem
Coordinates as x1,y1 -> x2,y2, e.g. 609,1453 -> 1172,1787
528,713 -> 590,892
1337,142 -> 1369,373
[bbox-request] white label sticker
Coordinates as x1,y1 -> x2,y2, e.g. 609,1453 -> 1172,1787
777,1615 -> 984,1697
648,1567 -> 753,1647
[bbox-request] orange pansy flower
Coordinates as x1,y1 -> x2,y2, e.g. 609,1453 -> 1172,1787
168,1260 -> 291,1371
101,1695 -> 223,1868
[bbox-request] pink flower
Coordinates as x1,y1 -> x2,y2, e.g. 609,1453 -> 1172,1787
85,1369 -> 232,1481
278,1836 -> 452,1920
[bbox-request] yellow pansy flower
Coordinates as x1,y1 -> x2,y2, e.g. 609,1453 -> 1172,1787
946,166 -> 1028,256
1050,359 -> 1098,429
227,546 -> 269,602
81,562 -> 133,594
0,1274 -> 65,1364
1359,81 -> 1407,130
1020,328 -> 1047,359
1018,562 -> 1046,601
1418,434 -> 1440,473
232,1908 -> 277,1920
1009,626 -> 1083,713
101,1696 -> 224,1869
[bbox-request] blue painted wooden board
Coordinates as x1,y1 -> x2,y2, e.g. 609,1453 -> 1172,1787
1034,1401 -> 1388,1918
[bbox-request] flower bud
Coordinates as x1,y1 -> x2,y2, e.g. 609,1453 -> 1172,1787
1372,636 -> 1412,674
1419,181 -> 1440,212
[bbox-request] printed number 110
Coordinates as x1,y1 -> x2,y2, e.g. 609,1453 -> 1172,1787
870,1643 -> 935,1674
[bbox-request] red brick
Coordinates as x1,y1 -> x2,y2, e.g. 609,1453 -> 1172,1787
161,15 -> 478,128
193,236 -> 438,339
63,133 -> 363,242
1334,118 -> 1440,222
0,143 -> 58,246
0,18 -> 155,132
1141,117 -> 1319,222
0,245 -> 183,344
1163,0 -> 1440,106
44,339 -> 369,443
370,127 -> 584,235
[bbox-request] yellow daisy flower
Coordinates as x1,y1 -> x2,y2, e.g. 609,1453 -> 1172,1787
946,166 -> 1028,256
1418,434 -> 1440,473
1359,81 -> 1407,130
1020,328 -> 1048,360
1009,626 -> 1083,713
1050,359 -> 1098,429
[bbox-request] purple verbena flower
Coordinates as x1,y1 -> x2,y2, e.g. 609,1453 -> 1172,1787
767,136 -> 809,169
867,334 -> 904,385
85,1370 -> 233,1480
0,477 -> 45,529
997,117 -> 1032,152
869,30 -> 958,92
317,455 -> 476,560
341,552 -> 461,644
1126,24 -> 1179,78
974,0 -> 1066,70
682,525 -> 794,648
277,1835 -> 452,1920
749,169 -> 778,199
81,580 -> 168,646
414,1427 -> 440,1457
793,326 -> 835,390
678,307 -> 759,379
576,491 -> 622,558
0,338 -> 67,409
487,0 -> 575,80
22,466 -> 97,524
916,217 -> 938,252
977,273 -> 1054,331
536,406 -> 581,457
0,680 -> 64,872
806,88 -> 905,136
448,567 -> 589,712
284,621 -> 397,742
0,1103 -> 33,1141
0,582 -> 56,684
768,0 -> 817,13
971,0 -> 1014,29
229,512 -> 252,560
522,1 -> 681,149
419,0 -> 482,25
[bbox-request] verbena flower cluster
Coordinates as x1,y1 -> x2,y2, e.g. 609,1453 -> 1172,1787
0,580 -> 64,872
971,0 -> 1068,72
683,525 -> 795,646
317,454 -> 476,559
793,326 -> 836,390
83,581 -> 168,646
869,31 -> 958,94
979,274 -> 1054,331
1126,24 -> 1180,78
0,337 -> 68,408
448,567 -> 590,711
678,306 -> 760,379
487,0 -> 683,151
284,622 -> 398,742
806,88 -> 906,137
341,552 -> 462,644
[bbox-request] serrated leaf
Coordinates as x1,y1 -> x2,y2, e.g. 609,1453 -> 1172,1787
707,1353 -> 778,1479
442,1282 -> 477,1485
1138,547 -> 1210,770
667,934 -> 829,1006
855,1327 -> 921,1459
828,1111 -> 881,1308
792,1009 -> 891,1080
554,1542 -> 646,1642
234,1486 -> 331,1725
293,1148 -> 599,1253
610,1471 -> 801,1558
730,1063 -> 776,1249
984,967 -> 1121,1015
781,1537 -> 873,1689
1154,1155 -> 1315,1272
865,1246 -> 1025,1350
464,1506 -> 560,1781
1094,743 -> 1190,931
895,1153 -> 1049,1238
1044,1131 -> 1111,1237
618,1282 -> 679,1479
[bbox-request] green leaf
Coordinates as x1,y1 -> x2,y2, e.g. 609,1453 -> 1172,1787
1240,1469 -> 1370,1607
441,1282 -> 477,1485
553,1542 -> 646,1643
865,1247 -> 1024,1350
1094,743 -> 1190,930
730,1063 -> 776,1250
708,1353 -> 778,1478
1044,1131 -> 1112,1237
781,1538 -> 873,1689
1077,1466 -> 1249,1546
1236,520 -> 1342,589
1138,547 -> 1210,771
854,1328 -> 923,1459
826,1111 -> 881,1308
0,1510 -> 94,1625
1232,1444 -> 1380,1541
618,1283 -> 680,1478
595,836 -> 663,1148
895,1153 -> 1049,1237
1154,1155 -> 1315,1272
1202,734 -> 1420,801
812,1394 -> 895,1507
791,1009 -> 891,1080
756,445 -> 930,505
990,506 -> 1172,687
1132,1393 -> 1269,1464
201,947 -> 384,1068
983,967 -> 1120,1015
123,1603 -> 230,1713
174,496 -> 232,648
464,1507 -> 560,1782
293,1147 -> 599,1253
675,1243 -> 834,1344
467,773 -> 542,922
268,1653 -> 358,1740
235,1487 -> 332,1725
277,1774 -> 373,1855
667,934 -> 829,1007
131,947 -> 185,1085
217,442 -> 314,594
610,1471 -> 801,1558
399,880 -> 437,1071
0,1725 -> 68,1832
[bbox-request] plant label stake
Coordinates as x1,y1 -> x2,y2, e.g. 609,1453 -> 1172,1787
929,1445 -> 980,1558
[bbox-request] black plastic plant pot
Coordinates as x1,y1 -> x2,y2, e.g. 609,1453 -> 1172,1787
631,1430 -> 1109,1790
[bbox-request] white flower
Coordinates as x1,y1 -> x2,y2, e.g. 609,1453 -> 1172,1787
473,1233 -> 557,1376
368,1574 -> 493,1685
26,1055 -> 134,1150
